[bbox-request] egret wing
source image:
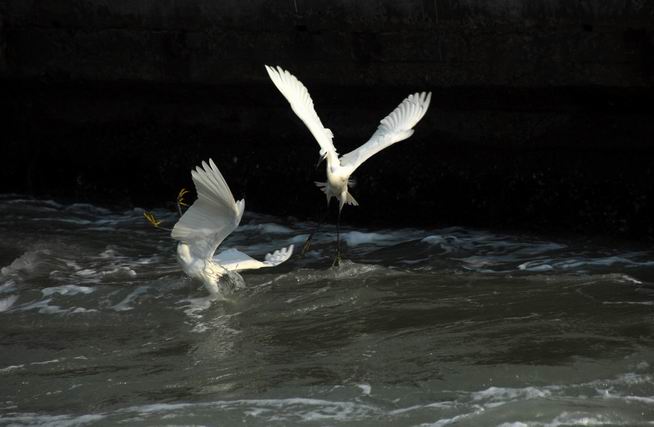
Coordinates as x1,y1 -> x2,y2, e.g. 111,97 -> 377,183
214,245 -> 294,272
339,92 -> 431,173
171,159 -> 245,261
262,244 -> 294,267
265,65 -> 337,156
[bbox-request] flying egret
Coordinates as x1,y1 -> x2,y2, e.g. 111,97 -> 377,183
171,159 -> 294,297
265,65 -> 431,265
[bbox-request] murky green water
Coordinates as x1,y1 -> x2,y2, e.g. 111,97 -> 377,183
1,196 -> 653,426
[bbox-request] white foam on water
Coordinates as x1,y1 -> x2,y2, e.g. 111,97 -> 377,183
341,231 -> 399,247
518,260 -> 555,272
606,372 -> 652,386
422,231 -> 565,256
458,255 -> 503,271
302,249 -> 323,259
261,223 -> 294,234
420,234 -> 480,254
179,296 -> 214,320
17,298 -> 66,314
421,229 -> 654,274
0,280 -> 17,293
239,223 -> 294,234
99,266 -> 137,278
619,395 -> 654,404
30,217 -> 93,225
75,269 -> 97,277
389,401 -> 456,416
70,307 -> 97,314
0,295 -> 18,312
5,198 -> 63,208
420,409 -> 481,427
1,249 -> 51,276
594,375 -> 654,405
0,403 -> 17,411
468,250 -> 654,274
276,261 -> 391,286
4,197 -> 654,426
31,359 -> 60,366
190,323 -> 209,333
111,286 -> 150,311
16,298 -> 96,315
422,234 -> 463,252
357,383 -> 371,396
84,226 -> 116,231
66,202 -> 110,212
133,255 -> 162,265
618,274 -> 643,285
497,411 -> 635,427
42,285 -> 95,296
121,397 -> 381,423
0,364 -> 25,373
98,248 -> 119,258
63,260 -> 81,270
550,255 -> 654,272
472,386 -> 552,403
123,402 -> 194,413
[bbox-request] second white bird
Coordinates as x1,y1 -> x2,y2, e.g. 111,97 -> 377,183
265,65 -> 431,263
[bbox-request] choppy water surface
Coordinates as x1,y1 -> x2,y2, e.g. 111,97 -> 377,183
1,196 -> 653,426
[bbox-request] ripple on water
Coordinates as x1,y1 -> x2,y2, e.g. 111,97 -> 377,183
1,196 -> 654,425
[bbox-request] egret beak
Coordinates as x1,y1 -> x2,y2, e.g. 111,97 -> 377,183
315,153 -> 327,170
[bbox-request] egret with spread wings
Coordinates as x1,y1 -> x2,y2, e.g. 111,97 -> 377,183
171,159 -> 293,297
265,65 -> 431,265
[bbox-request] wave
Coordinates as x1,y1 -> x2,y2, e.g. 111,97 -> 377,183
2,370 -> 651,425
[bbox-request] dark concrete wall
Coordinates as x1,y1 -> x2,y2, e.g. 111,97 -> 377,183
2,1 -> 654,238
2,0 -> 654,86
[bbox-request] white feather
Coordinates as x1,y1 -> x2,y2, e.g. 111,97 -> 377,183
171,159 -> 293,296
171,159 -> 244,261
267,65 -> 431,213
339,91 -> 432,173
265,65 -> 337,157
214,245 -> 294,272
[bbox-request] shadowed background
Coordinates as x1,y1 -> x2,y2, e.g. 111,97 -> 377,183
1,0 -> 654,236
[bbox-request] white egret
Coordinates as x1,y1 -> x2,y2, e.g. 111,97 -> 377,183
265,65 -> 431,264
171,159 -> 294,297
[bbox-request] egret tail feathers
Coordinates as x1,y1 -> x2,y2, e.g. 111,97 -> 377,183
338,191 -> 359,211
346,192 -> 359,206
314,181 -> 327,191
314,181 -> 331,204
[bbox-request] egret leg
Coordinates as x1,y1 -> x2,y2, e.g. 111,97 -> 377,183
300,208 -> 330,257
332,209 -> 342,267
